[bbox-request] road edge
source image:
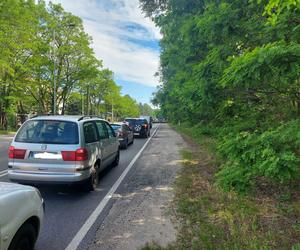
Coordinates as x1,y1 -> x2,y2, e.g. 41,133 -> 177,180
65,125 -> 160,250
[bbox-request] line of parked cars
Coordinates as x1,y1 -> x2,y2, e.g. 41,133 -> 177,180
0,114 -> 154,250
110,116 -> 153,148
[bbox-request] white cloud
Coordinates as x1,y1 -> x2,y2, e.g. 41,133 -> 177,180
49,0 -> 161,87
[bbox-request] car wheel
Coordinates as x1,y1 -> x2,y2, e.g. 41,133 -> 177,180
123,139 -> 128,149
112,150 -> 120,167
84,167 -> 98,192
131,137 -> 134,144
8,223 -> 37,250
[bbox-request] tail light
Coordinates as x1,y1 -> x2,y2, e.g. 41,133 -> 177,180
118,130 -> 123,137
62,148 -> 88,161
8,146 -> 26,159
143,124 -> 148,128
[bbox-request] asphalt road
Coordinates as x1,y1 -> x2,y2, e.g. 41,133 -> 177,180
0,124 -> 160,250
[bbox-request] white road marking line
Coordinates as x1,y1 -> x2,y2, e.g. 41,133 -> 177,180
65,125 -> 160,250
0,169 -> 8,175
0,171 -> 8,178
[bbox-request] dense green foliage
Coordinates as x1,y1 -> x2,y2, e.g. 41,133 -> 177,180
139,103 -> 155,116
0,0 -> 139,129
140,0 -> 300,192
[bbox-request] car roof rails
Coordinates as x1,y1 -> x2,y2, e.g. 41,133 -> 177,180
30,114 -> 52,119
77,115 -> 103,121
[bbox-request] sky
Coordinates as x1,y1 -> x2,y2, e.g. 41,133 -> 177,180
50,0 -> 161,104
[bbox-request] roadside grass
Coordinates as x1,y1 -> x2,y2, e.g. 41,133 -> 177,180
142,242 -> 173,250
0,130 -> 16,135
142,124 -> 300,250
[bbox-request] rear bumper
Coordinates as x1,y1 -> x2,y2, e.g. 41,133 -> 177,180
133,131 -> 147,137
119,138 -> 127,146
8,170 -> 90,185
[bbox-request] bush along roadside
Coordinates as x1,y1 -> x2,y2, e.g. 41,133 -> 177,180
216,119 -> 300,193
142,124 -> 300,250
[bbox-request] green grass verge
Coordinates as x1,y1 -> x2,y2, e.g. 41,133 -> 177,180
141,124 -> 300,250
0,130 -> 16,135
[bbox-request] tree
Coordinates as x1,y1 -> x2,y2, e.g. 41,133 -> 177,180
0,0 -> 140,129
115,95 -> 140,119
139,0 -> 300,190
0,0 -> 43,128
139,103 -> 154,116
264,0 -> 300,24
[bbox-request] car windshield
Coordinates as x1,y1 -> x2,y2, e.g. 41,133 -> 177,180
15,120 -> 79,144
111,124 -> 121,131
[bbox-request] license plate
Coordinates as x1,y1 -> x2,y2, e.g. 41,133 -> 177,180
134,133 -> 140,136
31,151 -> 62,160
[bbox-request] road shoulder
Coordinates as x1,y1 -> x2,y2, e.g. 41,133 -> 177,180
88,124 -> 186,250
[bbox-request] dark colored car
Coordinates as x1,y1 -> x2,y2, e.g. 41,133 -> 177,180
124,118 -> 150,138
110,122 -> 134,149
140,116 -> 153,129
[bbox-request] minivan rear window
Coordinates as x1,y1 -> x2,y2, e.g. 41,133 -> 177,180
111,124 -> 121,131
15,120 -> 79,144
125,119 -> 147,125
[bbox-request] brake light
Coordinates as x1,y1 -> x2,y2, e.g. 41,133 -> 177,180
75,148 -> 88,161
61,151 -> 76,161
143,124 -> 148,128
118,130 -> 123,137
8,146 -> 26,159
62,148 -> 88,161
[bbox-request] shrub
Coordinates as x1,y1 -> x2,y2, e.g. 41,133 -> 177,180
216,119 -> 300,192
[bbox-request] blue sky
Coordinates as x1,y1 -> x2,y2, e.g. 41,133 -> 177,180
50,0 -> 161,105
117,79 -> 157,104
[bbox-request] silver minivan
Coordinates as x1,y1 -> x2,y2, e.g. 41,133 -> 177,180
8,116 -> 120,191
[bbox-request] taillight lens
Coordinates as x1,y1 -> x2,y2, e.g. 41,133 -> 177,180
61,151 -> 76,161
118,130 -> 123,137
75,148 -> 88,161
62,148 -> 88,161
143,124 -> 148,128
8,146 -> 14,158
8,146 -> 26,159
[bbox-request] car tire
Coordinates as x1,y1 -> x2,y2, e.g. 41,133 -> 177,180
8,223 -> 37,250
123,139 -> 128,149
112,150 -> 120,167
131,137 -> 134,144
84,167 -> 98,192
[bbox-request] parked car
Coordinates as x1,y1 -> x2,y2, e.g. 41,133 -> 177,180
110,122 -> 134,149
0,182 -> 44,250
158,117 -> 167,123
124,118 -> 150,138
8,115 -> 120,191
140,116 -> 153,129
153,117 -> 159,123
